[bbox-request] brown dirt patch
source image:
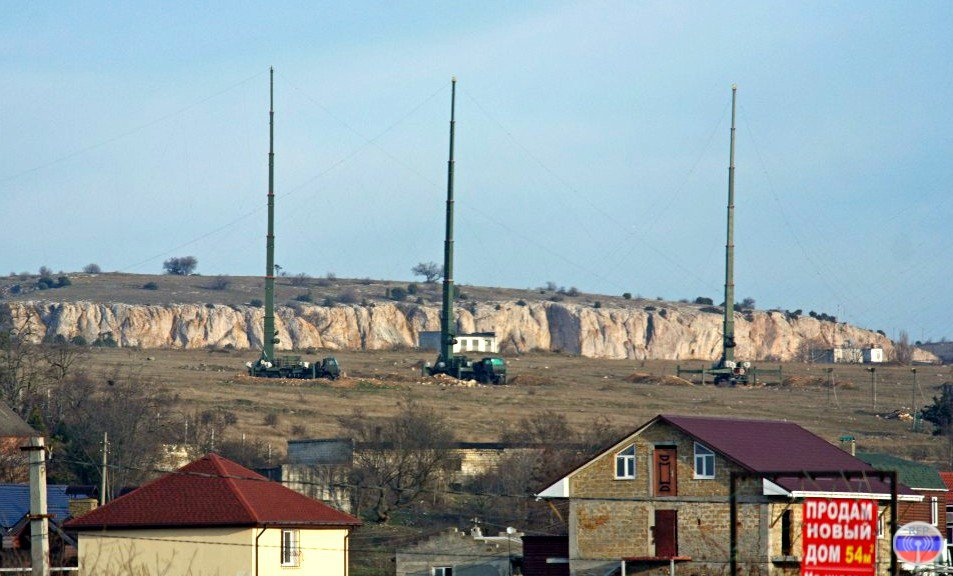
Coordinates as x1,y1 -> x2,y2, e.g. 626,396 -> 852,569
508,373 -> 557,387
624,372 -> 694,386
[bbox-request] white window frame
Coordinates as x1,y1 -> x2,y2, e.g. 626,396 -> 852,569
693,442 -> 715,479
615,445 -> 636,479
432,567 -> 453,576
281,529 -> 300,567
932,496 -> 940,526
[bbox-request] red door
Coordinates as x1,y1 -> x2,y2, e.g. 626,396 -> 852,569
654,447 -> 677,496
654,509 -> 678,557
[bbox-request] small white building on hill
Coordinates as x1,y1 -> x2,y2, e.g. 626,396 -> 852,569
418,331 -> 498,354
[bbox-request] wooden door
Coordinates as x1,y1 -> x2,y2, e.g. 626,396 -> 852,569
654,509 -> 678,557
654,447 -> 677,496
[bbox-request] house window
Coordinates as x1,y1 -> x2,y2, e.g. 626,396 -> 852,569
781,509 -> 793,556
281,529 -> 300,567
615,445 -> 636,479
932,497 -> 940,526
432,567 -> 453,576
694,442 -> 715,479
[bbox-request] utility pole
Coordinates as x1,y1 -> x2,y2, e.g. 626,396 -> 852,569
827,367 -> 839,407
21,437 -> 50,576
912,368 -> 920,432
100,431 -> 109,505
868,367 -> 877,411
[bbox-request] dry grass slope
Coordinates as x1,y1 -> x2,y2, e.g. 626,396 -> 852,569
78,347 -> 953,469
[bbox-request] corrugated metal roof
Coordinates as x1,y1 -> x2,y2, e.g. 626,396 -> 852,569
538,414 -> 919,499
65,453 -> 360,531
0,484 -> 70,529
661,415 -> 874,473
856,452 -> 947,490
660,415 -> 914,495
287,438 -> 353,465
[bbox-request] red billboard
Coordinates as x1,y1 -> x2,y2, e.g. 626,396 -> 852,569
802,498 -> 878,576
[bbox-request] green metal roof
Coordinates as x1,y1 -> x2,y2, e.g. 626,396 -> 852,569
855,452 -> 947,490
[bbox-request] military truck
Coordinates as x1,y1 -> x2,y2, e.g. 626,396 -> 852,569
429,355 -> 507,385
247,355 -> 340,380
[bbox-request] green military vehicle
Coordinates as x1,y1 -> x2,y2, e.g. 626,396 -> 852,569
247,355 -> 340,380
429,354 -> 507,385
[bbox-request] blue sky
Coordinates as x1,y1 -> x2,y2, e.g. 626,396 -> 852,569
1,1 -> 950,340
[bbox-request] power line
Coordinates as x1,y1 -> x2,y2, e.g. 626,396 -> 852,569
0,70 -> 268,187
277,76 -> 630,291
737,106 -> 854,311
460,87 -> 719,292
53,457 -> 889,508
61,528 -> 806,566
602,97 -> 731,270
119,82 -> 448,272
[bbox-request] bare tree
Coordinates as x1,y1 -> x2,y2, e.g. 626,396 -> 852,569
411,262 -> 443,284
501,410 -> 622,488
796,337 -> 828,363
209,275 -> 231,290
289,272 -> 311,287
0,324 -> 59,415
340,400 -> 458,523
895,330 -> 914,365
462,411 -> 625,532
51,370 -> 177,495
0,448 -> 29,483
42,341 -> 88,382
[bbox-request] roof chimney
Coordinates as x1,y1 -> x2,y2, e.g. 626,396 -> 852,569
68,497 -> 98,519
839,435 -> 856,456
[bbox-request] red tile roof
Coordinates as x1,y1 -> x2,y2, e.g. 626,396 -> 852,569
65,453 -> 360,530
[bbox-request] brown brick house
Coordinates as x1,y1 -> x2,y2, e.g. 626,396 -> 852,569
537,415 -> 920,576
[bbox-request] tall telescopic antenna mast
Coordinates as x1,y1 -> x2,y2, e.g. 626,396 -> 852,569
263,68 -> 276,362
440,77 -> 457,364
722,85 -> 737,366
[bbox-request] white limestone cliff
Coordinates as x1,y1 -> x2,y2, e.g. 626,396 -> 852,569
3,299 -> 936,363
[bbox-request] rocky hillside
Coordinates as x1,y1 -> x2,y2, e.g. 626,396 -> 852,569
1,299 -> 935,362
